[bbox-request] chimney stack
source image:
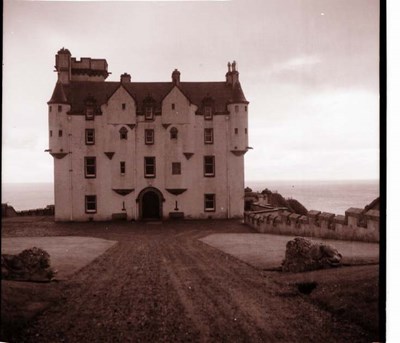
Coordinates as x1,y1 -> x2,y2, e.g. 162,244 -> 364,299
172,69 -> 181,86
225,60 -> 239,87
120,73 -> 131,83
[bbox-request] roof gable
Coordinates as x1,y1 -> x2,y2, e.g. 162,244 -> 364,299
50,80 -> 248,114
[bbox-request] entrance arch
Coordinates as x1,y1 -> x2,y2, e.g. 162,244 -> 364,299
137,187 -> 164,220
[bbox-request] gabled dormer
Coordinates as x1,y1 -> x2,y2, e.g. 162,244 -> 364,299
201,95 -> 215,120
84,95 -> 100,120
141,95 -> 157,120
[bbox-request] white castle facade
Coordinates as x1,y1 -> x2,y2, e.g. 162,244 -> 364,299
48,48 -> 249,221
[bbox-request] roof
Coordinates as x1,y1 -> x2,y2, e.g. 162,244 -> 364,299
48,81 -> 249,114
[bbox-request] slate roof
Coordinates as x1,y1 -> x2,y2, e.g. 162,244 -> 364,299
48,80 -> 248,114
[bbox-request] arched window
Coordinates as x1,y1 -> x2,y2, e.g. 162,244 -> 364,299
119,126 -> 128,140
170,127 -> 178,139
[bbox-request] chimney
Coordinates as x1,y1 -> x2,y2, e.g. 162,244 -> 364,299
172,69 -> 181,86
225,60 -> 239,87
120,73 -> 131,83
55,48 -> 72,84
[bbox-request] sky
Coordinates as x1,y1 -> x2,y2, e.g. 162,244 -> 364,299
2,0 -> 380,183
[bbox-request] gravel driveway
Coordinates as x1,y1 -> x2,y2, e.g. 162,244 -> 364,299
2,218 -> 374,342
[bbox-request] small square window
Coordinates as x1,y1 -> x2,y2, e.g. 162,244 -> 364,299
50,130 -> 52,137
204,194 -> 215,212
85,129 -> 95,145
120,161 -> 126,175
122,103 -> 126,110
204,156 -> 215,177
58,105 -> 62,112
145,129 -> 154,145
235,105 -> 239,113
144,157 -> 156,178
145,107 -> 154,120
172,103 -> 175,110
234,128 -> 238,134
172,162 -> 181,175
85,195 -> 97,213
58,130 -> 63,137
204,128 -> 213,144
85,157 -> 96,178
204,106 -> 212,120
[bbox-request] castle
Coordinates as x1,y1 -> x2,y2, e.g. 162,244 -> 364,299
48,48 -> 249,221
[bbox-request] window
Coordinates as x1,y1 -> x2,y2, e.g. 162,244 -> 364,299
245,105 -> 248,112
234,128 -> 238,134
84,157 -> 96,178
58,130 -> 63,137
245,128 -> 248,134
85,108 -> 94,120
172,162 -> 181,175
120,161 -> 126,175
119,127 -> 128,140
204,128 -> 213,144
85,195 -> 97,213
145,129 -> 154,145
204,194 -> 216,212
235,105 -> 239,113
204,106 -> 212,119
170,127 -> 178,139
49,106 -> 52,113
122,103 -> 126,110
171,103 -> 175,110
144,157 -> 156,178
50,130 -> 52,137
145,106 -> 154,120
204,156 -> 215,177
58,105 -> 62,112
85,129 -> 95,145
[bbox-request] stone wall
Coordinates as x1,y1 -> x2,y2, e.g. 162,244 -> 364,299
244,206 -> 379,242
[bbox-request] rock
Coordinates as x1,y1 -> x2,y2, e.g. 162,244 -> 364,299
1,247 -> 56,282
282,237 -> 342,273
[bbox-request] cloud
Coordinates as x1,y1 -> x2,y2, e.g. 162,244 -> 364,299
269,55 -> 322,75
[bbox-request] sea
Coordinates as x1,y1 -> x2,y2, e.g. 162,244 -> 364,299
2,180 -> 379,215
246,179 -> 380,215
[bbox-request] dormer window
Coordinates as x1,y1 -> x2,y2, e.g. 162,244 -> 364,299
145,106 -> 154,120
119,127 -> 128,140
86,107 -> 94,120
84,95 -> 97,120
204,106 -> 212,120
170,127 -> 178,139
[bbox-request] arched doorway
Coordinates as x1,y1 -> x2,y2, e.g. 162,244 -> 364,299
137,187 -> 164,220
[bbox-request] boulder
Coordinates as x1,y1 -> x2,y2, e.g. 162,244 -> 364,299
282,237 -> 342,272
1,247 -> 56,282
